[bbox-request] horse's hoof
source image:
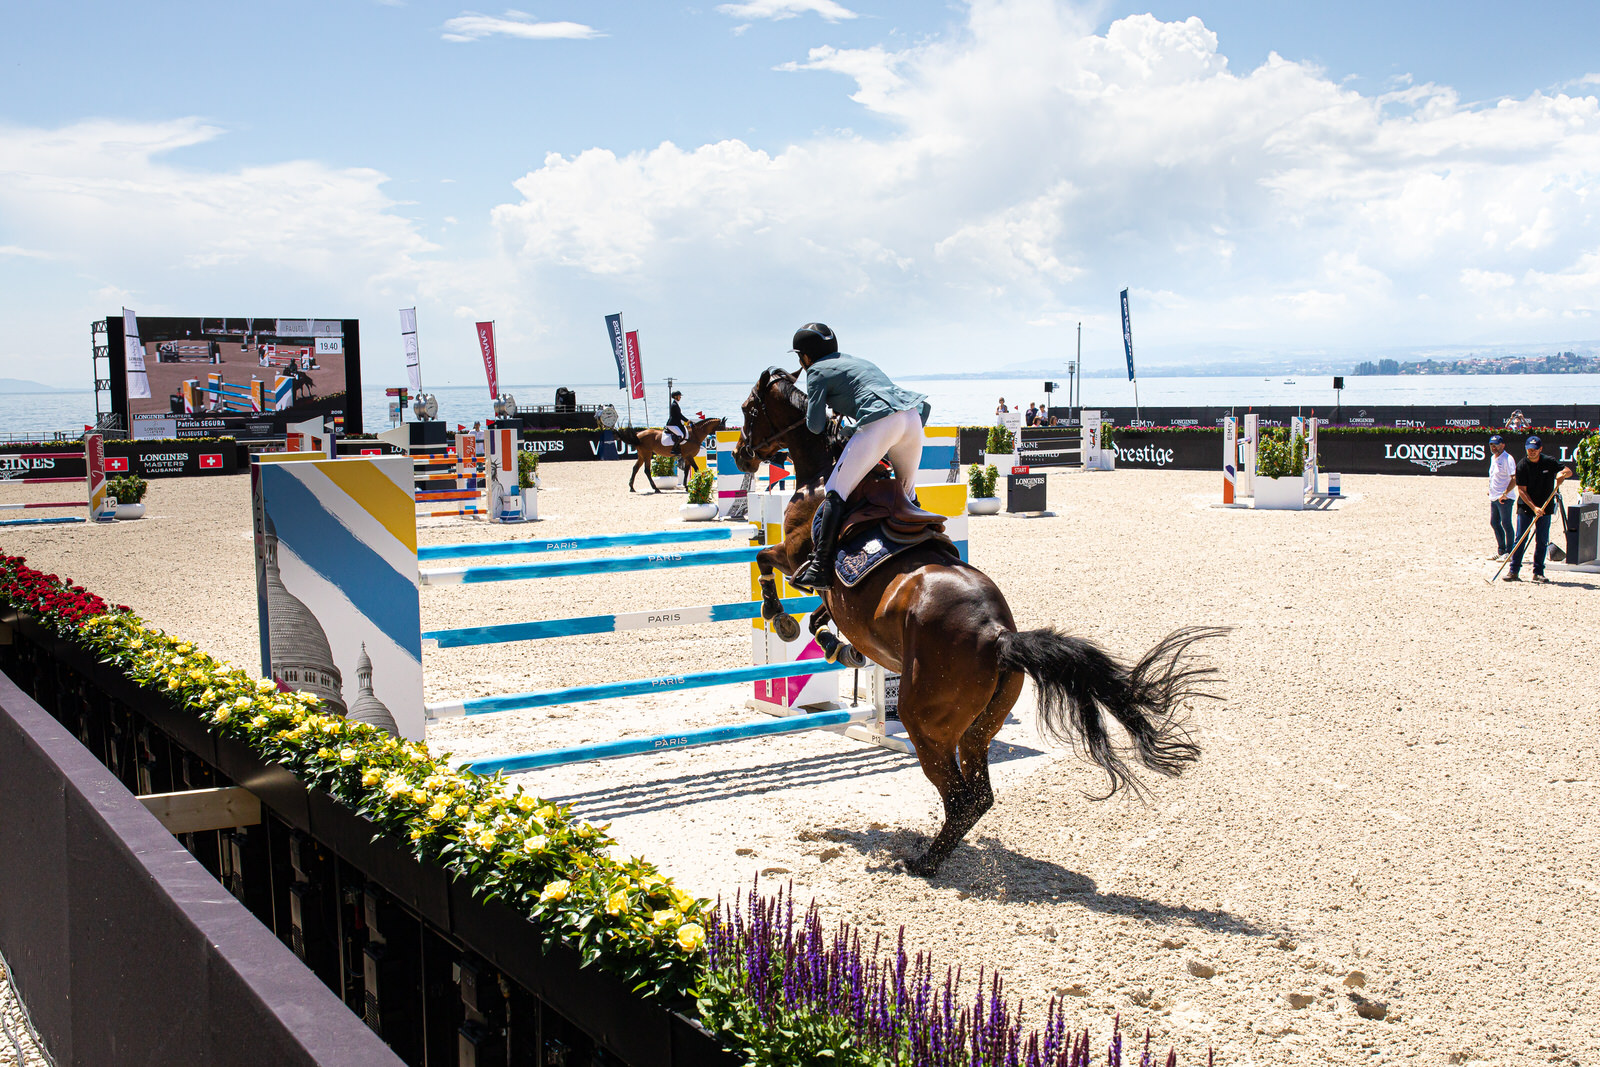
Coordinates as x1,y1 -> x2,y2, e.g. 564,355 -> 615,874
900,852 -> 941,877
773,614 -> 801,642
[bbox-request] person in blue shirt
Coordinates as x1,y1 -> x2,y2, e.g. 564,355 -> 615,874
789,322 -> 931,590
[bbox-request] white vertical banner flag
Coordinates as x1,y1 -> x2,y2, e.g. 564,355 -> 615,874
123,308 -> 150,399
399,308 -> 422,395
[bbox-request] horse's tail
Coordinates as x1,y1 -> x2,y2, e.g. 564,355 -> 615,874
996,626 -> 1227,798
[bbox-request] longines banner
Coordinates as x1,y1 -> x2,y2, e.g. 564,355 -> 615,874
0,442 -> 240,480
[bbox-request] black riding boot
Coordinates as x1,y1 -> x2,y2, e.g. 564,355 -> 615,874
792,491 -> 845,591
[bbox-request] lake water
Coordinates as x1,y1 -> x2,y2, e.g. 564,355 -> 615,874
3,373 -> 1596,439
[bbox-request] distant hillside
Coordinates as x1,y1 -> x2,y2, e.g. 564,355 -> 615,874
0,378 -> 80,394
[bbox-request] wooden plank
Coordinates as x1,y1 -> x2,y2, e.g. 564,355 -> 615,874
138,786 -> 261,835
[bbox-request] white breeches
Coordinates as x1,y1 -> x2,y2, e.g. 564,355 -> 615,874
824,407 -> 923,500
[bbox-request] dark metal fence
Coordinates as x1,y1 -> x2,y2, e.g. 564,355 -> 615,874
0,613 -> 734,1067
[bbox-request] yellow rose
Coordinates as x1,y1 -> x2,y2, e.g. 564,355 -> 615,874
515,793 -> 537,812
339,747 -> 358,762
455,804 -> 470,817
675,923 -> 705,952
540,880 -> 570,903
410,788 -> 429,805
427,802 -> 449,821
476,831 -> 497,849
606,891 -> 629,916
382,775 -> 410,798
250,715 -> 270,729
536,805 -> 558,823
362,769 -> 383,787
521,835 -> 547,854
213,708 -> 231,723
652,909 -> 676,927
257,679 -> 276,693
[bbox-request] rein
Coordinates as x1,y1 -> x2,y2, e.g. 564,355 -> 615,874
743,413 -> 808,459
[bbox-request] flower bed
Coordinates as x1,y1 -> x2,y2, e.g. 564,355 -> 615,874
0,551 -> 1197,1066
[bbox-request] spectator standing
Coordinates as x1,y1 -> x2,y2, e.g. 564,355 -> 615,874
1025,402 -> 1038,426
1505,435 -> 1573,583
996,398 -> 1008,420
1486,434 -> 1516,559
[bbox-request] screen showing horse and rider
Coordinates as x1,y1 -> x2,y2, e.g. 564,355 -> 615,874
109,314 -> 362,438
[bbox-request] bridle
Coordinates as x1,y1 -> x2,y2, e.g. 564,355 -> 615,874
739,369 -> 808,460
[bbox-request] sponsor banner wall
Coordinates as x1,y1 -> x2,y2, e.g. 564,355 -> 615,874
0,442 -> 240,480
516,431 -> 642,462
1055,404 -> 1600,431
1107,430 -> 1589,476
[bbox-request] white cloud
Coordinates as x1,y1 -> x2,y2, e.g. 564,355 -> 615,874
489,0 -> 1600,364
441,10 -> 601,43
717,0 -> 858,22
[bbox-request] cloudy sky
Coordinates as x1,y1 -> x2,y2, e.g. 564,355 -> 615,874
3,0 -> 1598,388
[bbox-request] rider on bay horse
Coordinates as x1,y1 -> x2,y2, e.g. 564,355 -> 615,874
789,322 -> 932,590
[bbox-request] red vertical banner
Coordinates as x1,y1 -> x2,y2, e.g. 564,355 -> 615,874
476,321 -> 498,399
624,330 -> 644,401
85,433 -> 110,521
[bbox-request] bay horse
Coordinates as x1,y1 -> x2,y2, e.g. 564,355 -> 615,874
734,368 -> 1225,875
628,416 -> 724,493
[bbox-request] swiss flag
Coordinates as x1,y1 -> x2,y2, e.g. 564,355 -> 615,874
106,457 -> 129,472
199,454 -> 223,470
360,448 -> 382,455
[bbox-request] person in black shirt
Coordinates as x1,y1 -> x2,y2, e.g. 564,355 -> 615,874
663,390 -> 687,448
1505,435 -> 1574,583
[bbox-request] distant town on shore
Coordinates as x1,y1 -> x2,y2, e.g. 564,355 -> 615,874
1353,351 -> 1599,375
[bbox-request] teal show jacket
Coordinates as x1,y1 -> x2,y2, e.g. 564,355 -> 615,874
803,352 -> 931,435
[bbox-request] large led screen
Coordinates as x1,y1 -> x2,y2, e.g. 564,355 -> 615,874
108,315 -> 363,439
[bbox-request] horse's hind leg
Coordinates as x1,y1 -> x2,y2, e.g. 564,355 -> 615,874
897,668 -> 1001,876
627,453 -> 645,492
957,668 -> 1024,822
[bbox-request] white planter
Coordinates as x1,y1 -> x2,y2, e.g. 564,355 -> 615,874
651,475 -> 680,490
114,502 -> 146,520
521,488 -> 538,520
982,452 -> 1018,471
1253,476 -> 1305,510
679,502 -> 718,521
1583,491 -> 1598,507
967,496 -> 1002,515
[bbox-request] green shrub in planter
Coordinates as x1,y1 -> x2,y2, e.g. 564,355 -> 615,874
1576,432 -> 1600,495
650,454 -> 677,478
517,450 -> 539,489
686,469 -> 715,505
1099,422 -> 1115,449
1256,428 -> 1308,479
106,474 -> 148,504
967,463 -> 998,498
985,425 -> 1014,455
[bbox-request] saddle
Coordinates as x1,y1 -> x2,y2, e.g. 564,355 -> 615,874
839,478 -> 947,541
829,478 -> 961,589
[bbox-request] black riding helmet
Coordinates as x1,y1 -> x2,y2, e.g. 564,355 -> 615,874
791,322 -> 838,365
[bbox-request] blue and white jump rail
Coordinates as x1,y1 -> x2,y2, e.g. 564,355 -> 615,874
408,519 -> 909,771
